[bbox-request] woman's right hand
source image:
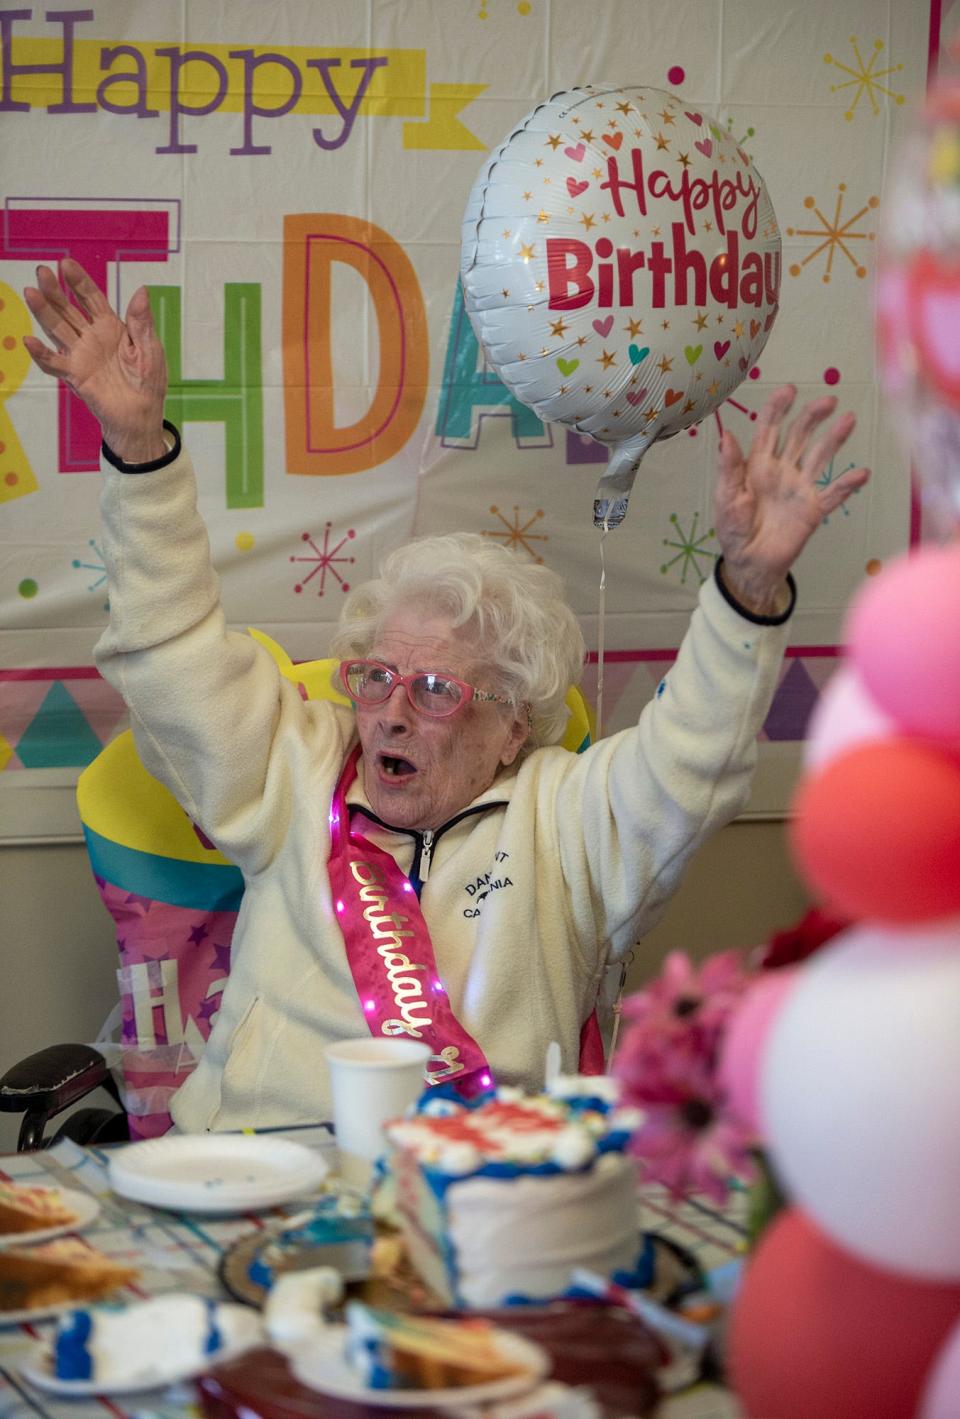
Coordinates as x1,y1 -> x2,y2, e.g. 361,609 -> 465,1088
23,258 -> 169,465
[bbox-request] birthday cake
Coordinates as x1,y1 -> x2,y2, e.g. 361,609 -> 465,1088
382,1078 -> 641,1309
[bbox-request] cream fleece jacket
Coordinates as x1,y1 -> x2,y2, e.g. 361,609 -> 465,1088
94,440 -> 791,1132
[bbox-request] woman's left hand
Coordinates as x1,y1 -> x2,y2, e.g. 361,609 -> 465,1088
713,384 -> 870,616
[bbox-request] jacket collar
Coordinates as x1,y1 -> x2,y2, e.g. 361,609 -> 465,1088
344,747 -> 519,839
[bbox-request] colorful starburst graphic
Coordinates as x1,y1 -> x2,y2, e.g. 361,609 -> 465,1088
714,114 -> 758,161
786,184 -> 879,283
71,537 -> 109,611
816,457 -> 859,522
824,37 -> 905,121
290,523 -> 356,596
660,512 -> 718,585
71,538 -> 107,592
481,504 -> 547,562
714,380 -> 762,438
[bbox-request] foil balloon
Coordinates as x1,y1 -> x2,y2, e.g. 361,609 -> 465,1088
461,84 -> 781,528
877,77 -> 960,536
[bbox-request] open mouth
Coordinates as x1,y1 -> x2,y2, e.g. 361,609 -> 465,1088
378,753 -> 418,780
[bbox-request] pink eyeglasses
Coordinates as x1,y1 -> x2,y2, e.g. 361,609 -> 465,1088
338,659 -> 516,719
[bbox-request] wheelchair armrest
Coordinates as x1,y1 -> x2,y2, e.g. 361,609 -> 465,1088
0,1043 -> 116,1120
0,1043 -> 126,1150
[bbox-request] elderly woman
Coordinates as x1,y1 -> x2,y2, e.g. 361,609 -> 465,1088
23,260 -> 867,1132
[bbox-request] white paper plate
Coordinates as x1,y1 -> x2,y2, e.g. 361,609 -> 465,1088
288,1324 -> 549,1408
107,1136 -> 329,1214
0,1189 -> 100,1250
21,1335 -> 255,1397
20,1347 -> 200,1397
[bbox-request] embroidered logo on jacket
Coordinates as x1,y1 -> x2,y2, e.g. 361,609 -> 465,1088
462,851 -> 514,918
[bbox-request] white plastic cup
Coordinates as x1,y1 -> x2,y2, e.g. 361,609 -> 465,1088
324,1037 -> 431,1188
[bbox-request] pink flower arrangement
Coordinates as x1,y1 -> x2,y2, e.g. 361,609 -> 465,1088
613,949 -> 757,1204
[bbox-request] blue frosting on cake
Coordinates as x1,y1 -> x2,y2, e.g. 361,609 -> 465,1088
415,1126 -> 635,1199
246,1193 -> 374,1291
344,1301 -> 410,1390
399,1089 -> 635,1202
53,1311 -> 93,1381
202,1297 -> 223,1355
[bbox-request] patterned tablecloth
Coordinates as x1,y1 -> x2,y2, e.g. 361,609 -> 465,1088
0,1134 -> 745,1419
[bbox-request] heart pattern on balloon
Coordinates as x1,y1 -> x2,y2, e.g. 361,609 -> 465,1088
665,388 -> 683,406
714,340 -> 730,359
593,315 -> 615,337
564,142 -> 585,162
557,357 -> 580,376
628,344 -> 650,365
602,131 -> 623,150
695,138 -> 713,157
685,344 -> 703,365
625,388 -> 648,405
566,177 -> 589,198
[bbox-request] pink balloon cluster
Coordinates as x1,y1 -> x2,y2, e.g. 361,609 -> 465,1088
796,737 -> 960,921
794,545 -> 960,924
723,544 -> 960,1418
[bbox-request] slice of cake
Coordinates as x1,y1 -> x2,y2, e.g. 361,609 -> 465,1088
0,1239 -> 138,1313
51,1295 -> 264,1383
344,1301 -> 533,1390
246,1191 -> 374,1294
0,1182 -> 79,1235
382,1077 -> 642,1309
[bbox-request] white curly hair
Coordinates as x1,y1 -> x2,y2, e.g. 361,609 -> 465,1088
330,533 -> 586,750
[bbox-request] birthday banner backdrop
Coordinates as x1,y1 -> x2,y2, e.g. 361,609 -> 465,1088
0,1 -> 935,836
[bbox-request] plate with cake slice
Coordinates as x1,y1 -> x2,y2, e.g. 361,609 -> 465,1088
0,1183 -> 99,1250
19,1293 -> 265,1395
288,1304 -> 549,1408
21,1350 -> 205,1398
0,1238 -> 139,1326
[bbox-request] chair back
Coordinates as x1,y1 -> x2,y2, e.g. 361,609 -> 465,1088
77,634 -> 594,1136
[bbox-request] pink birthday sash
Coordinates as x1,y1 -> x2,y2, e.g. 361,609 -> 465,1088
328,745 -> 493,1097
327,745 -> 606,1095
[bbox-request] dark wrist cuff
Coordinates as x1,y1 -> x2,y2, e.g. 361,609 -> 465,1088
714,557 -> 797,626
102,420 -> 181,474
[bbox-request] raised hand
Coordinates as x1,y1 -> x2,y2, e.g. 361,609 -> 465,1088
23,258 -> 168,465
713,385 -> 871,616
